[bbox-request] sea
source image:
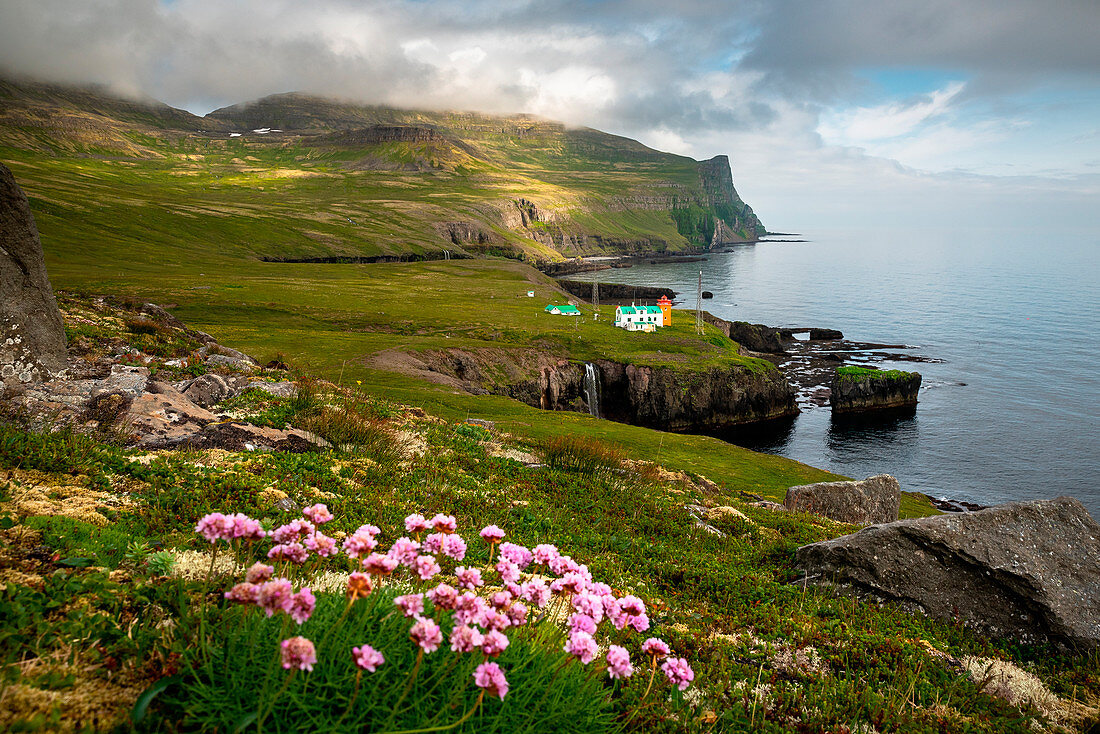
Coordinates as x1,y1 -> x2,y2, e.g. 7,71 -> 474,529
567,227 -> 1100,517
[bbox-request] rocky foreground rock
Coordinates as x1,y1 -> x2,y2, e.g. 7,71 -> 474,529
795,497 -> 1100,649
784,474 -> 900,524
0,163 -> 67,384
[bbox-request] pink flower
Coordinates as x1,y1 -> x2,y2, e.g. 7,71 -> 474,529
474,662 -> 509,700
404,513 -> 430,534
481,629 -> 510,657
362,553 -> 399,576
479,525 -> 505,543
548,555 -> 578,575
245,562 -> 275,584
553,572 -> 589,595
268,542 -> 309,565
568,612 -> 597,635
606,645 -> 633,680
605,599 -> 628,630
387,537 -> 422,566
427,583 -> 459,610
482,610 -> 511,632
352,644 -> 385,672
505,602 -> 528,627
347,572 -> 374,600
455,566 -> 483,590
409,618 -> 443,653
231,513 -> 266,540
281,636 -> 316,671
533,543 -> 559,565
627,612 -> 650,633
498,542 -> 533,569
288,588 -> 316,625
661,657 -> 694,691
449,624 -> 484,653
430,513 -> 457,533
394,593 -> 425,618
415,555 -> 441,581
642,638 -> 671,659
271,519 -> 315,544
422,532 -> 444,554
619,595 -> 646,616
519,579 -> 550,608
258,578 -> 294,617
564,632 -> 599,664
342,528 -> 378,559
495,559 -> 520,583
302,503 -> 333,524
453,593 -> 489,627
225,582 -> 261,604
195,512 -> 234,543
489,591 -> 513,610
572,593 -> 605,623
441,534 -> 467,561
304,532 -> 338,558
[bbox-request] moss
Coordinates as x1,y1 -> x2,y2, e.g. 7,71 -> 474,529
837,365 -> 916,381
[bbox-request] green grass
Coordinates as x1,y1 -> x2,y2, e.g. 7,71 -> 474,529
836,366 -> 916,381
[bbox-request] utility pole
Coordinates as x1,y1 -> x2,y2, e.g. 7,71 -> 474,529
592,278 -> 599,320
695,270 -> 704,335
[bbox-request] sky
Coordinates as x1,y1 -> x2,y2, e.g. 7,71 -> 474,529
1,0 -> 1098,233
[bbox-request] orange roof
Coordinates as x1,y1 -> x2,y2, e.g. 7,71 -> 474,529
657,295 -> 672,304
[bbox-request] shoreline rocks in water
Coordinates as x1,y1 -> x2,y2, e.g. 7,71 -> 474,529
830,366 -> 921,414
784,474 -> 901,524
794,497 -> 1100,650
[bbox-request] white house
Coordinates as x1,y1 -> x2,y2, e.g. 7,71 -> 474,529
614,304 -> 664,331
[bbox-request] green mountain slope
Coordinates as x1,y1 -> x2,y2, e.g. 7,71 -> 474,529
0,78 -> 763,271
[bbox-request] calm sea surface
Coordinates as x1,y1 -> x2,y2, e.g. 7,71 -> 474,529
570,227 -> 1100,517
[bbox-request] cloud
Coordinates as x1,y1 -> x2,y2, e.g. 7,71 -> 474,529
0,0 -> 1097,231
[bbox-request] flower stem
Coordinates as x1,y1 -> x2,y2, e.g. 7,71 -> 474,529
256,668 -> 296,733
335,669 -> 362,727
381,648 -> 423,731
380,690 -> 485,734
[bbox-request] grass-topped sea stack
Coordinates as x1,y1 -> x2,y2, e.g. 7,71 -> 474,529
830,365 -> 922,415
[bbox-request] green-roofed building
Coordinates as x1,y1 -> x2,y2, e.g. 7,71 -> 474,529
614,304 -> 665,331
545,304 -> 581,316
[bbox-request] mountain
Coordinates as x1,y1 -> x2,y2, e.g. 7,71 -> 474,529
0,77 -> 763,270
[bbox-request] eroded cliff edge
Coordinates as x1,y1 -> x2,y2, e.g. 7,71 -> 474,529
375,347 -> 798,431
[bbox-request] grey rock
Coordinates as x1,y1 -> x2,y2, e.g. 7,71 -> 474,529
794,497 -> 1100,649
183,373 -> 231,408
752,500 -> 788,512
206,353 -> 258,371
139,303 -> 186,329
93,364 -> 150,398
0,163 -> 67,383
785,474 -> 900,524
247,380 -> 298,399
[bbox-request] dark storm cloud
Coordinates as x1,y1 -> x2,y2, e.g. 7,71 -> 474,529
741,0 -> 1100,99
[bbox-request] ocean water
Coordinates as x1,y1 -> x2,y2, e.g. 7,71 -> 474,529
569,227 -> 1100,517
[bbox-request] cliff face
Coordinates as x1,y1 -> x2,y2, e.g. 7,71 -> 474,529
593,360 -> 797,430
400,347 -> 797,430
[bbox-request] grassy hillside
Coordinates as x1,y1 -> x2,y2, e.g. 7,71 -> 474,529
0,78 -> 763,270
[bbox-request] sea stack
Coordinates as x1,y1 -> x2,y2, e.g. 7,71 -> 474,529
830,366 -> 920,414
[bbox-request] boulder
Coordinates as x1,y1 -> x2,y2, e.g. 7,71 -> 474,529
0,163 -> 67,383
794,497 -> 1100,649
206,353 -> 258,371
830,368 -> 921,413
728,321 -> 786,354
701,291 -> 713,299
784,474 -> 900,524
809,328 -> 843,340
246,380 -> 298,399
183,373 -> 231,408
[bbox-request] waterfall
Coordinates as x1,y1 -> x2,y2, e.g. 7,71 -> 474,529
583,363 -> 601,418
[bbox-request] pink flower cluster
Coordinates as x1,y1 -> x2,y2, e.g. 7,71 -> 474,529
206,508 -> 694,700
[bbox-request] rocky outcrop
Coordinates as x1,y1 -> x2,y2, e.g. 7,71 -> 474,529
0,163 -> 67,384
809,328 -> 843,340
794,497 -> 1100,649
830,368 -> 921,413
699,313 -> 785,354
384,347 -> 797,430
784,474 -> 901,524
593,360 -> 797,431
